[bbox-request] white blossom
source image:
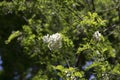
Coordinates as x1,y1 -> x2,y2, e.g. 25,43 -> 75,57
93,31 -> 102,41
96,50 -> 100,54
66,73 -> 71,77
72,4 -> 76,8
71,76 -> 77,80
42,33 -> 62,50
42,34 -> 50,43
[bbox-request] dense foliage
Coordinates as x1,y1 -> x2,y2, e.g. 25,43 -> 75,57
0,0 -> 120,80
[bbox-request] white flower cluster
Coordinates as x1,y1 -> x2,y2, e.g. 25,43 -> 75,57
93,31 -> 102,41
65,71 -> 77,80
42,33 -> 62,50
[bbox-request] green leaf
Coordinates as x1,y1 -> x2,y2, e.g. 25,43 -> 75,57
5,31 -> 21,44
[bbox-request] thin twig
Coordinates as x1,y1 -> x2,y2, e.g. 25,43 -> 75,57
91,0 -> 95,12
97,7 -> 117,13
64,57 -> 70,67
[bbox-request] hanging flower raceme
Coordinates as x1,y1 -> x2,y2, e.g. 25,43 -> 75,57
42,33 -> 62,50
